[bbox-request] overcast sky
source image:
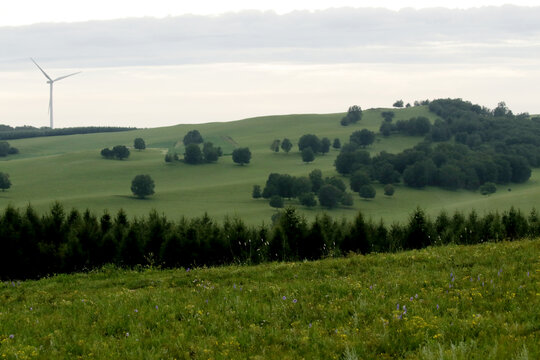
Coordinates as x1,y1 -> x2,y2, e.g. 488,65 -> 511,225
1,1 -> 539,128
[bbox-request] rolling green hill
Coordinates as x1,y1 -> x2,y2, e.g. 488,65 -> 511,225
1,105 -> 539,224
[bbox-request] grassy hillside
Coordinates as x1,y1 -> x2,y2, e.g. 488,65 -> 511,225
1,106 -> 539,224
0,239 -> 538,359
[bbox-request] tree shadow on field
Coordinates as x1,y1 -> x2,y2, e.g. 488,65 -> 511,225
113,195 -> 155,201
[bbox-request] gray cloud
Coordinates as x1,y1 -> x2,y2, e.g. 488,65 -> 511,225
1,5 -> 540,68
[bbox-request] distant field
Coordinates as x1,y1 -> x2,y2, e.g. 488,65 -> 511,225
1,105 -> 539,224
0,239 -> 538,359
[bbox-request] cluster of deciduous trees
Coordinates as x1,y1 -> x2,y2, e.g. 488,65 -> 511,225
270,138 -> 293,153
340,105 -> 363,126
0,125 -> 135,140
1,204 -> 538,280
254,170 -> 354,209
101,145 -> 130,160
336,140 -> 531,191
0,141 -> 18,157
337,99 -> 539,191
181,130 -> 223,164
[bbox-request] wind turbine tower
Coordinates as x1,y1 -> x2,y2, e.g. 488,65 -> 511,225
31,58 -> 81,129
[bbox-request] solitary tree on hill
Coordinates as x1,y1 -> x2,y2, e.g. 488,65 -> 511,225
0,172 -> 11,192
134,138 -> 146,151
131,174 -> 155,199
232,147 -> 252,166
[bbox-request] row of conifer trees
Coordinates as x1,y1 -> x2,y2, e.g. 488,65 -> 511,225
0,203 -> 538,280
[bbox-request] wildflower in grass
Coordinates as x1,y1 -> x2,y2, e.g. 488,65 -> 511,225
9,334 -> 14,339
282,296 -> 286,300
134,309 -> 138,313
415,294 -> 418,299
293,299 -> 297,304
205,299 -> 208,304
308,323 -> 312,328
403,305 -> 407,314
186,268 -> 190,272
410,297 -> 413,301
527,271 -> 530,277
126,333 -> 129,337
233,284 -> 236,289
155,305 -> 159,310
397,303 -> 400,310
451,277 -> 455,282
436,304 -> 439,310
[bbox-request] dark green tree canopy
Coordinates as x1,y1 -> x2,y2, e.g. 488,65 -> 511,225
350,170 -> 371,192
341,105 -> 363,126
301,147 -> 315,163
318,184 -> 343,209
381,111 -> 395,122
202,142 -> 221,163
359,185 -> 376,200
350,129 -> 375,148
270,139 -> 280,152
232,147 -> 251,165
480,182 -> 497,195
281,138 -> 293,153
134,138 -> 146,150
393,100 -> 404,107
320,137 -> 331,154
252,185 -> 262,199
184,144 -> 203,164
183,130 -> 204,146
131,174 -> 155,199
383,184 -> 395,196
0,141 -> 18,157
298,192 -> 317,207
332,138 -> 341,149
0,172 -> 11,192
309,169 -> 324,192
269,195 -> 284,209
101,145 -> 130,160
298,134 -> 322,153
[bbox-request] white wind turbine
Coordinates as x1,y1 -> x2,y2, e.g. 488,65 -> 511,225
31,58 -> 81,129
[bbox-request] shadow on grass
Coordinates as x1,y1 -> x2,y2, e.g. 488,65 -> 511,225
113,195 -> 155,201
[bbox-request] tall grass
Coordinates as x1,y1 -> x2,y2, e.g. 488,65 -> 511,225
0,239 -> 538,359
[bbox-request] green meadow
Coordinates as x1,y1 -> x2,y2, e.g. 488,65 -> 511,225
0,238 -> 538,359
1,105 -> 539,225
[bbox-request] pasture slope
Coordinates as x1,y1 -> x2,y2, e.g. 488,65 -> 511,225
0,238 -> 538,359
1,105 -> 539,225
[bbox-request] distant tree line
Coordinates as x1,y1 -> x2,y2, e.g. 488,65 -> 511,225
0,125 -> 136,140
0,203 -> 538,280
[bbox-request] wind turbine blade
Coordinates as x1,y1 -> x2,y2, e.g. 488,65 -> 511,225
30,58 -> 52,81
53,71 -> 81,82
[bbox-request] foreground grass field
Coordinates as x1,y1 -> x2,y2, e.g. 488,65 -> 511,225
0,239 -> 538,359
2,106 -> 540,225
